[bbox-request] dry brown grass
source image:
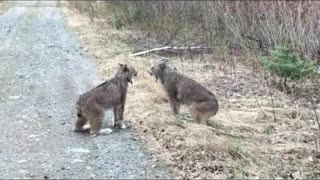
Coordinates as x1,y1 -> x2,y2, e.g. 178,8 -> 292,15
0,0 -> 7,14
61,6 -> 320,179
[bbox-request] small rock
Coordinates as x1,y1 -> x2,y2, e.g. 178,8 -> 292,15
19,169 -> 28,174
70,148 -> 90,153
72,159 -> 85,163
18,159 -> 27,163
99,128 -> 112,134
28,134 -> 37,138
44,175 -> 49,179
291,171 -> 303,179
8,96 -> 20,100
60,167 -> 65,170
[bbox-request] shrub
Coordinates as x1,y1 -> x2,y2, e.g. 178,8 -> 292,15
113,14 -> 125,30
262,46 -> 317,85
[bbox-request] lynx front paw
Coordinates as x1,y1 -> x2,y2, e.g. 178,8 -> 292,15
115,122 -> 127,129
121,123 -> 127,129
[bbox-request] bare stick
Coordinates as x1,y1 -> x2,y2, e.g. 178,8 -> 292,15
129,46 -> 213,57
302,79 -> 320,153
266,75 -> 277,122
207,126 -> 247,139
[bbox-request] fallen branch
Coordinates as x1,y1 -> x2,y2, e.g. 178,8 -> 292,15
129,46 -> 213,57
207,126 -> 247,139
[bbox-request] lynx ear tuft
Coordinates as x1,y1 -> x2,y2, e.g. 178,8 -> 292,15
123,65 -> 129,72
159,63 -> 166,69
160,59 -> 169,63
119,63 -> 129,72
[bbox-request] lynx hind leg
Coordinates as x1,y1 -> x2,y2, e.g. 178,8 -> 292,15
82,123 -> 91,130
87,107 -> 105,137
190,101 -> 217,125
89,116 -> 103,137
190,104 -> 205,125
189,103 -> 210,125
73,116 -> 88,132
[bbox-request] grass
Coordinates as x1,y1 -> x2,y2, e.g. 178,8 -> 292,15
61,6 -> 320,179
0,0 -> 7,14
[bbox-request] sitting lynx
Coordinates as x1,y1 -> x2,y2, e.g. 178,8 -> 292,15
74,64 -> 137,137
149,60 -> 218,125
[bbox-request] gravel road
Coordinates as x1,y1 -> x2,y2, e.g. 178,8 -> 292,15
0,1 -> 170,179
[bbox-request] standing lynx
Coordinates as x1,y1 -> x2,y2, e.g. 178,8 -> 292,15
149,60 -> 218,125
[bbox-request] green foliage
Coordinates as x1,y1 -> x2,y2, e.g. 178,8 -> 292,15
132,9 -> 143,22
113,14 -> 125,30
262,47 -> 317,80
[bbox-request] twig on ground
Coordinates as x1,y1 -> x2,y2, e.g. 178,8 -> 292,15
207,126 -> 248,139
265,75 -> 277,122
129,46 -> 213,57
302,79 -> 320,153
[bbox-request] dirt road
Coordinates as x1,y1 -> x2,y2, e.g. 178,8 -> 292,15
0,1 -> 169,179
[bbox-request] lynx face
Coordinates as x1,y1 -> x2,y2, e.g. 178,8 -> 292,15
149,60 -> 172,82
117,64 -> 138,84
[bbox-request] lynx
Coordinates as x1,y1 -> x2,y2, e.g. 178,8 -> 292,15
74,64 -> 137,137
149,60 -> 218,125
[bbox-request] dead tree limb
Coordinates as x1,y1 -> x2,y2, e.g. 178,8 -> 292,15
129,46 -> 213,57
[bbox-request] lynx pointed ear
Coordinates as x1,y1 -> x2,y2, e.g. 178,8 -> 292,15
123,64 -> 129,72
119,63 -> 125,67
159,63 -> 166,69
160,59 -> 168,63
